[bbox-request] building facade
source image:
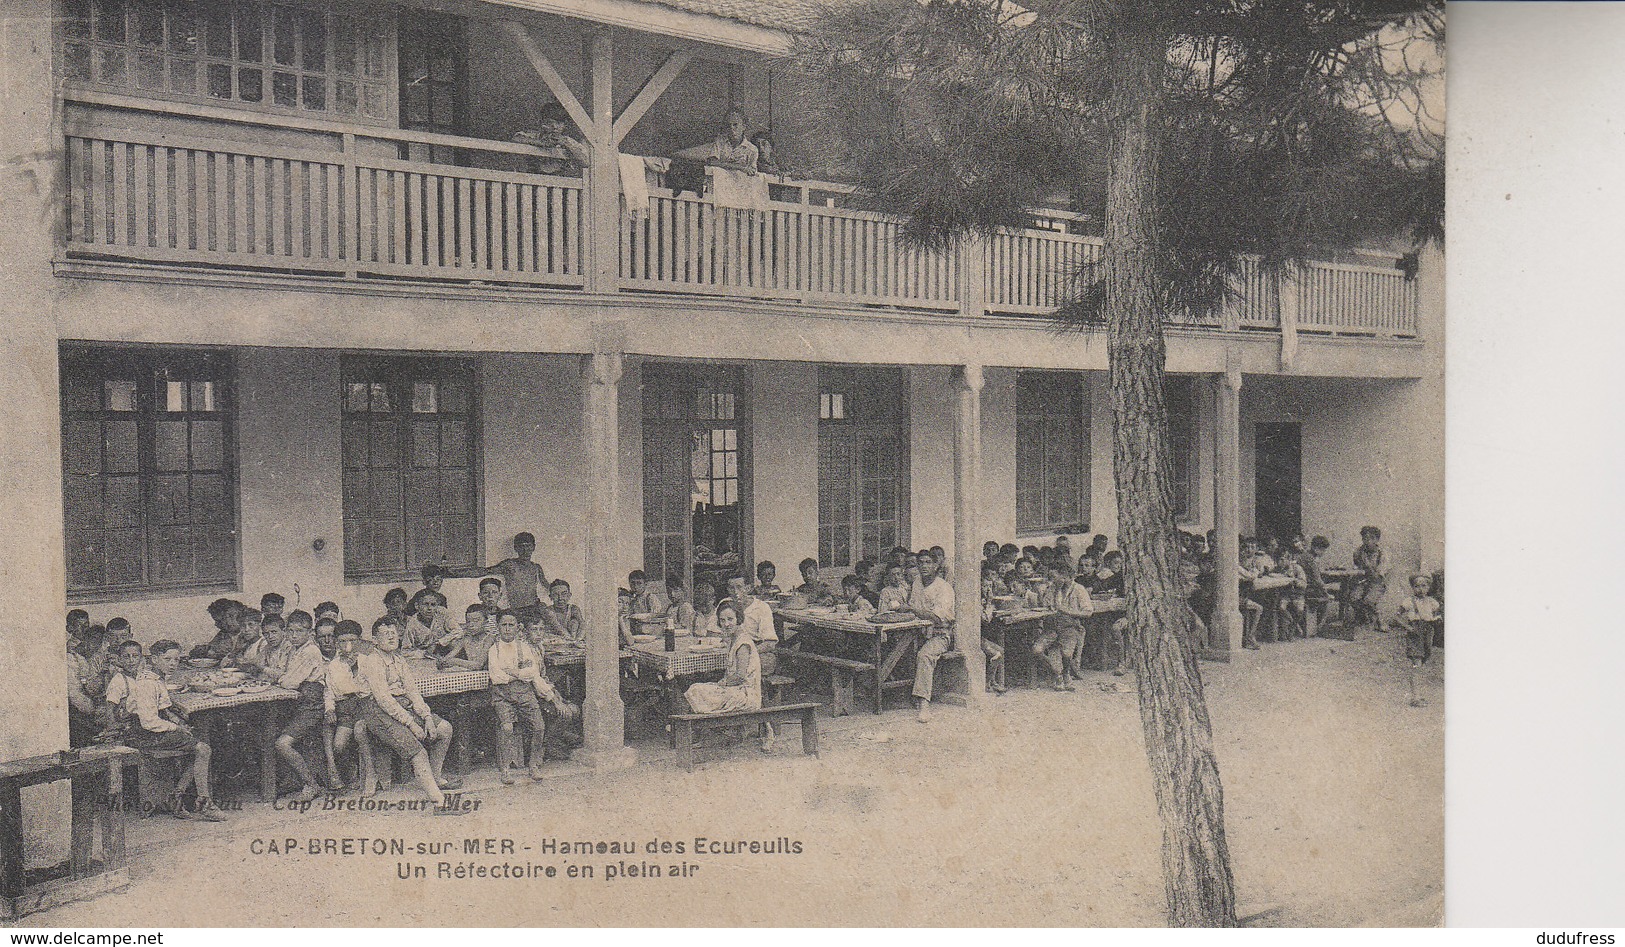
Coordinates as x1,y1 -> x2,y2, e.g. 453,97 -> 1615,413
0,0 -> 1444,767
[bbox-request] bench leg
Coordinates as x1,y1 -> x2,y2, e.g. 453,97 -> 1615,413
675,719 -> 696,772
0,784 -> 23,903
70,777 -> 97,879
104,763 -> 128,870
831,670 -> 854,717
800,710 -> 819,757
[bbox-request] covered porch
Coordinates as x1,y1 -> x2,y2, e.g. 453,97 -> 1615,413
56,335 -> 1440,765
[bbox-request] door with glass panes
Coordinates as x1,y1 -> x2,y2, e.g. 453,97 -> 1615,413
817,368 -> 906,576
641,366 -> 749,596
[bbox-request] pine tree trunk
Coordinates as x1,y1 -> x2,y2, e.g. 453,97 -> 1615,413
1103,12 -> 1239,929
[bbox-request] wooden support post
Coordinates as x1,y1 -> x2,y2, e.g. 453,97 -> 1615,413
959,232 -> 987,317
585,29 -> 619,294
1206,366 -> 1243,661
613,49 -> 694,146
500,22 -> 592,134
952,364 -> 988,697
578,326 -> 635,769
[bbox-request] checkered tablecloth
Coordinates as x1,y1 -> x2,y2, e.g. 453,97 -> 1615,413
774,607 -> 931,636
168,682 -> 299,714
629,638 -> 730,679
409,662 -> 490,699
992,608 -> 1053,625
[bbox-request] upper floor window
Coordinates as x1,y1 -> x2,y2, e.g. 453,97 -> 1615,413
59,0 -> 393,123
61,346 -> 237,598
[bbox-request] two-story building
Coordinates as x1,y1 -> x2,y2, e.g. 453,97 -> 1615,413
0,0 -> 1443,776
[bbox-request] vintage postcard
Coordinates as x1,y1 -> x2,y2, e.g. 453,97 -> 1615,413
0,0 -> 1445,928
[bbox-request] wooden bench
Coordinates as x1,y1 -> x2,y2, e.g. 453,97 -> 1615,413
776,651 -> 875,716
670,702 -> 821,771
0,746 -> 140,918
764,674 -> 796,705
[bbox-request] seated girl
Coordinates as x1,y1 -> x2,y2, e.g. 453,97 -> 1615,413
683,603 -> 760,716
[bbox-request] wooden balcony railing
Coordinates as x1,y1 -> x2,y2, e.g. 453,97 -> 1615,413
64,127 -> 585,285
619,188 -> 960,308
59,109 -> 1418,339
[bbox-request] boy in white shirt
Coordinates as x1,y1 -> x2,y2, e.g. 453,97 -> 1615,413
905,551 -> 956,722
1391,574 -> 1443,707
1034,566 -> 1094,691
105,641 -> 225,821
273,610 -> 328,802
487,611 -> 577,783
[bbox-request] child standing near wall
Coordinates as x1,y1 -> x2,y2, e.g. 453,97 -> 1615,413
1390,574 -> 1442,707
1352,526 -> 1388,629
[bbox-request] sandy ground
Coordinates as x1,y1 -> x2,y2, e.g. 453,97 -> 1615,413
19,629 -> 1443,928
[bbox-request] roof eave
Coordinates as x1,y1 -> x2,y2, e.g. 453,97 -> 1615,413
474,0 -> 796,55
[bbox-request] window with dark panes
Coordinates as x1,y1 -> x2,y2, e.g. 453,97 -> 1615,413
1015,372 -> 1088,534
642,368 -> 749,594
341,356 -> 477,581
398,10 -> 462,134
1166,376 -> 1197,522
817,368 -> 905,572
61,347 -> 236,597
59,0 -> 394,122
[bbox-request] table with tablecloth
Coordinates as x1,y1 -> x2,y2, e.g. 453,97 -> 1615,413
773,607 -> 933,714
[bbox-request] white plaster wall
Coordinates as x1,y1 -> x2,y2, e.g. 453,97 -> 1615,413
1241,376 -> 1431,583
750,362 -> 819,575
906,366 -> 956,550
1086,372 -> 1117,543
74,351 -> 621,648
618,357 -> 646,582
979,368 -> 1019,545
479,354 -> 590,590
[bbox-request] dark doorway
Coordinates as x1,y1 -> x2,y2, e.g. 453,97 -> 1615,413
1255,422 -> 1302,546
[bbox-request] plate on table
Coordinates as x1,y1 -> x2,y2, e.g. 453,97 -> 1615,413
188,658 -> 219,669
165,682 -> 185,693
631,634 -> 658,644
211,687 -> 241,697
240,682 -> 271,694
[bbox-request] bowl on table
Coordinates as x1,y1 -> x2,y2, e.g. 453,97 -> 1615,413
631,634 -> 658,644
211,687 -> 241,697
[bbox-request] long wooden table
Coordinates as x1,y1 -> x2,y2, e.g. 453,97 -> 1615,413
163,645 -> 592,799
773,607 -> 932,714
167,672 -> 297,803
992,597 -> 1129,683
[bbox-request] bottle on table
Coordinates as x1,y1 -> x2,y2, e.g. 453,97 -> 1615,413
664,615 -> 676,652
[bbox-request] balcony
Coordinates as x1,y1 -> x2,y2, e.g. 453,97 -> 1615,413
59,116 -> 1419,338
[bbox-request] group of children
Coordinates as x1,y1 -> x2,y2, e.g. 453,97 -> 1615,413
66,533 -> 600,819
977,536 -> 1132,690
